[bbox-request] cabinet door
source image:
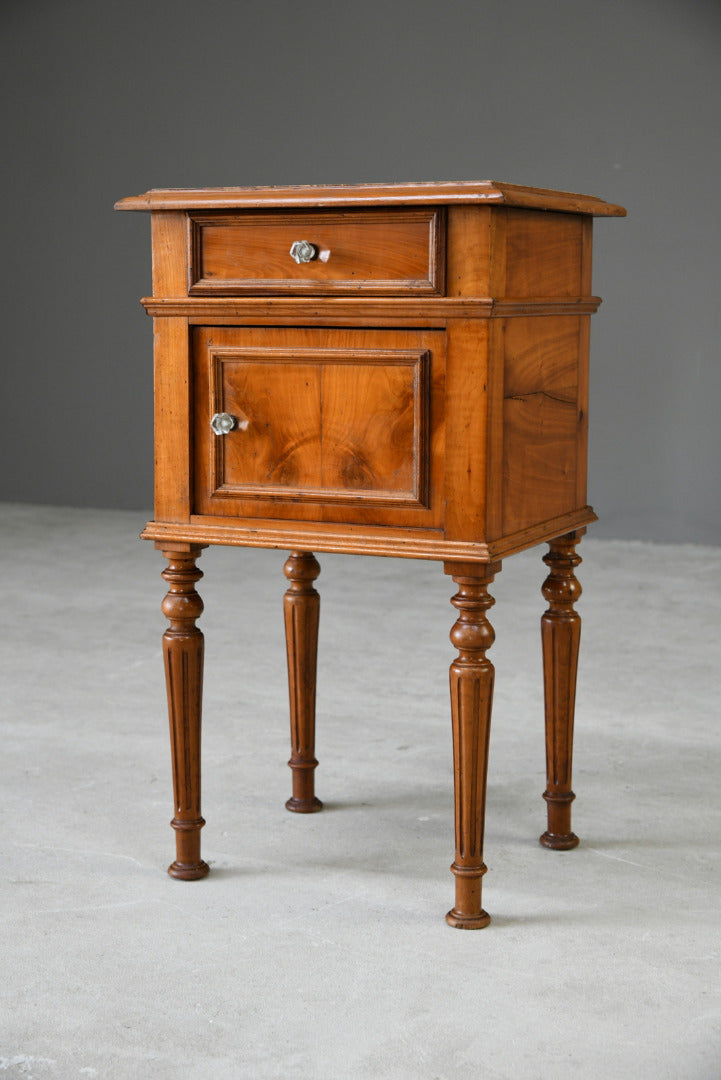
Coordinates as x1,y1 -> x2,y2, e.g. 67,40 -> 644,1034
192,326 -> 445,528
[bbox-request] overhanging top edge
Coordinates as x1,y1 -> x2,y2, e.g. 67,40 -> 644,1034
114,181 -> 626,216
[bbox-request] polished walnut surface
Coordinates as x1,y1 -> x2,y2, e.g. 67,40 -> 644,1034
189,208 -> 444,295
117,180 -> 624,926
115,179 -> 625,214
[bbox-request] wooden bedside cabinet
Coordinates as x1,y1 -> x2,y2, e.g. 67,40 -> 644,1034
115,181 -> 625,928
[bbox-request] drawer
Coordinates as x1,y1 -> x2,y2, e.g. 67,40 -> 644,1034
189,209 -> 445,295
192,326 -> 446,528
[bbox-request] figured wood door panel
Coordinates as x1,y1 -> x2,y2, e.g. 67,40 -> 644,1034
193,327 -> 445,528
316,359 -> 423,496
212,350 -> 424,501
219,360 -> 322,489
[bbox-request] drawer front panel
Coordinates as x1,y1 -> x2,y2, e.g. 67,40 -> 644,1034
193,327 -> 446,527
190,210 -> 445,295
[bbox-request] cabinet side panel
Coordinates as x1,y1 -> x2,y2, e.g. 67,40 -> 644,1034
502,316 -> 583,535
576,219 -> 593,507
154,317 -> 192,522
575,314 -> 591,507
503,211 -> 584,297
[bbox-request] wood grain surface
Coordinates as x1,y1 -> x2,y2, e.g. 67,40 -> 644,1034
190,209 -> 444,295
117,179 -> 624,926
193,326 -> 445,528
116,180 -> 626,216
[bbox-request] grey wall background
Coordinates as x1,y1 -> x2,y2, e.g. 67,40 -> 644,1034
2,0 -> 720,542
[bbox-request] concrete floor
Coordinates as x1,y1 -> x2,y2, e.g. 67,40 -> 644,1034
1,503 -> 720,1080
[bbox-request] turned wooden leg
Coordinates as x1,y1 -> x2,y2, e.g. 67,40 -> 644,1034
283,551 -> 323,813
444,561 -> 501,929
540,530 -> 583,850
160,545 -> 210,879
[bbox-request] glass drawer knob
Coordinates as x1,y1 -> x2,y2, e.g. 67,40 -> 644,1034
289,240 -> 317,264
210,412 -> 237,435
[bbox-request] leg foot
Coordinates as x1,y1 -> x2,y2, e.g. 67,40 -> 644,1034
444,561 -> 501,929
540,531 -> 583,850
161,546 -> 210,879
168,864 -> 210,880
168,818 -> 210,879
285,796 -> 323,814
284,552 -> 323,813
446,863 -> 491,928
446,912 -> 492,930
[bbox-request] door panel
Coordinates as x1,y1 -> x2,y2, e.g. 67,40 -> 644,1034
192,326 -> 446,528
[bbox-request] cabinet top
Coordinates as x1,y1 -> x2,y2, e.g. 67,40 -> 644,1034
115,180 -> 625,216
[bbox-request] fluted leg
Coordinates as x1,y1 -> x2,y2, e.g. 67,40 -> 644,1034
444,561 -> 500,929
540,531 -> 583,850
283,551 -> 323,813
160,546 -> 209,880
